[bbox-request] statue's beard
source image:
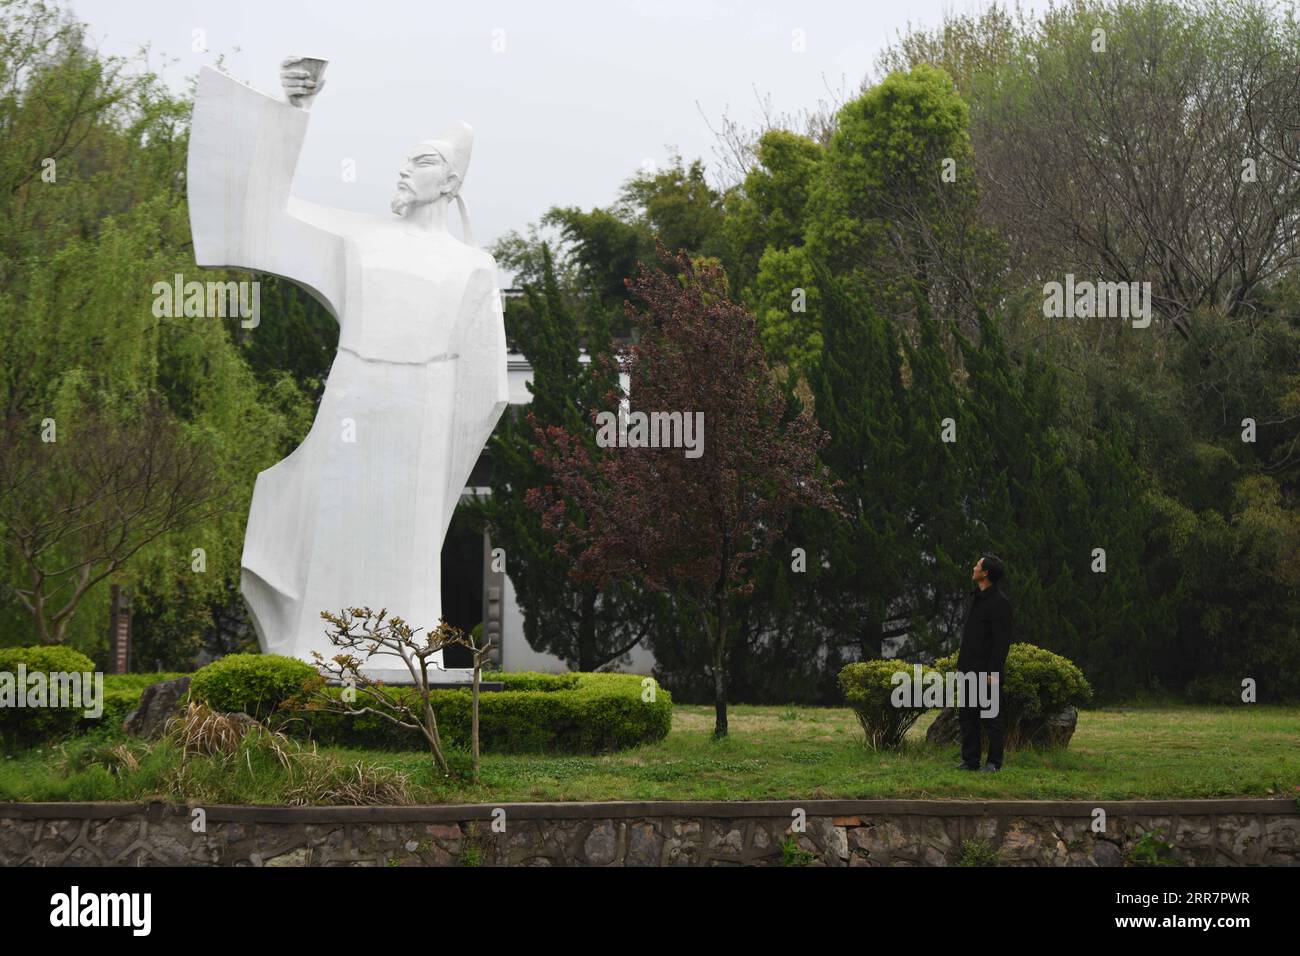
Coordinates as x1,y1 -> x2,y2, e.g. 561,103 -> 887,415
391,187 -> 456,219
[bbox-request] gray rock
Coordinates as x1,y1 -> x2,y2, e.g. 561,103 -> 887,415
625,822 -> 663,867
925,704 -> 1079,750
122,677 -> 191,739
664,820 -> 701,866
263,842 -> 312,868
925,706 -> 961,745
709,825 -> 744,854
1023,706 -> 1078,748
582,821 -> 619,866
225,712 -> 263,736
1090,841 -> 1124,867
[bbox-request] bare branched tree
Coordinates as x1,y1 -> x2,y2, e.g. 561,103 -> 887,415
0,397 -> 224,644
970,1 -> 1300,345
695,74 -> 849,191
876,1 -> 1300,353
307,608 -> 493,781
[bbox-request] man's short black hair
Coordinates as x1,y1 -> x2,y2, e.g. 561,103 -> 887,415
980,553 -> 1005,585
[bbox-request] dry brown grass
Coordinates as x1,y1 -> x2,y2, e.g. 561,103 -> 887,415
106,742 -> 140,774
156,703 -> 411,805
166,701 -> 270,757
283,758 -> 411,806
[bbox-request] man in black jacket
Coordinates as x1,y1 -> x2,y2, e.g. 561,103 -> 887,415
955,554 -> 1013,772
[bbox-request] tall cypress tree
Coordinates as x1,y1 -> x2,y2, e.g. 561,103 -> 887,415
954,311 -> 1164,694
795,273 -> 977,660
818,272 -> 903,657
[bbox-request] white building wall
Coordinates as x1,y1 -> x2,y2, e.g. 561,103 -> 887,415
497,572 -> 656,674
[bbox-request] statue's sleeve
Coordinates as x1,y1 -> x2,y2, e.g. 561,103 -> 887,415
187,66 -> 345,319
441,263 -> 511,538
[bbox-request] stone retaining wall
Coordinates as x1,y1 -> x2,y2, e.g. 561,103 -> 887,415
1,799 -> 1296,866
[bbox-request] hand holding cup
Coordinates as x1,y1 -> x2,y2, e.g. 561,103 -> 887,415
281,56 -> 328,108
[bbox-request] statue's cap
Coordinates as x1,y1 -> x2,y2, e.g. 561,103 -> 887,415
420,122 -> 474,191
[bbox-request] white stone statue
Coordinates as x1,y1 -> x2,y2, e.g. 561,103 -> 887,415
187,58 -> 509,680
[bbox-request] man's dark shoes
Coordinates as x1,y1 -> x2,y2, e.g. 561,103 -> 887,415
955,762 -> 980,771
979,763 -> 1001,773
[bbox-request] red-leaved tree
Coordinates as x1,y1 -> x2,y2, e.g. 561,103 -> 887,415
528,247 -> 841,737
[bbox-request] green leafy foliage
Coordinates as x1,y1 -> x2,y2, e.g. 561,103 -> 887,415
189,654 -> 316,721
934,643 -> 1093,732
780,836 -> 816,866
837,659 -> 938,750
0,645 -> 97,746
288,672 -> 672,754
0,645 -> 95,674
469,245 -> 662,671
957,838 -> 1000,867
0,1 -> 316,659
803,64 -> 1002,332
723,128 -> 824,301
1126,828 -> 1178,867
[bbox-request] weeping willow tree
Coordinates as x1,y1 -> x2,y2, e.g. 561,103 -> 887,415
0,0 -> 316,663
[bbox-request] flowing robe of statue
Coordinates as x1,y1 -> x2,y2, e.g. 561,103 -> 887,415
187,66 -> 509,678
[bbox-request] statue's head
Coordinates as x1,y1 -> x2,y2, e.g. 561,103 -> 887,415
392,121 -> 474,217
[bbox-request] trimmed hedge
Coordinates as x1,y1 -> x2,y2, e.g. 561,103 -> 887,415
839,645 -> 1093,752
5,657 -> 671,756
932,643 -> 1093,746
0,646 -> 98,747
190,653 -> 316,721
282,671 -> 671,754
838,659 -> 940,750
0,645 -> 96,674
933,643 -> 1092,721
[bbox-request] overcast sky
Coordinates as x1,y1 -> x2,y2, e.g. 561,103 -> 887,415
73,0 -> 1004,266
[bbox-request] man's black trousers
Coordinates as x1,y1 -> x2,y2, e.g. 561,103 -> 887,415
958,693 -> 1005,769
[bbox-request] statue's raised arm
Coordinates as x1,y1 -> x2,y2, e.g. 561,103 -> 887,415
187,60 -> 345,318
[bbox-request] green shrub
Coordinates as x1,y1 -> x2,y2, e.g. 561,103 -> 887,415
0,645 -> 96,674
780,836 -> 816,866
0,646 -> 98,748
933,643 -> 1093,746
1126,828 -> 1177,867
482,671 -> 581,692
285,671 -> 671,754
838,660 -> 938,750
190,654 -> 316,720
97,672 -> 189,693
96,686 -> 153,735
460,823 -> 484,866
957,838 -> 1000,867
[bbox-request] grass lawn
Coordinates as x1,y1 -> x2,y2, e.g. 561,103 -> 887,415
2,703 -> 1298,805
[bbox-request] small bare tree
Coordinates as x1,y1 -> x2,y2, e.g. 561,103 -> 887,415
463,626 -> 494,784
307,608 -> 493,781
